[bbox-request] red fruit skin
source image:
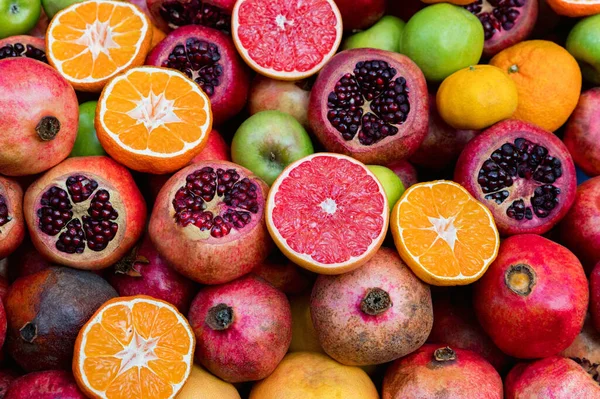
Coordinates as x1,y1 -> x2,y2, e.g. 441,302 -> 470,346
591,263 -> 600,332
146,25 -> 250,125
505,356 -> 600,398
0,279 -> 8,304
0,36 -> 45,61
24,156 -> 147,270
0,301 -> 6,353
109,235 -> 197,314
455,119 -> 577,236
335,0 -> 386,31
27,9 -> 49,38
7,239 -> 53,282
0,369 -> 18,399
473,234 -> 588,359
251,253 -> 312,295
564,88 -> 600,177
386,0 -> 424,21
188,275 -> 292,383
482,0 -> 539,57
5,370 -> 86,399
382,344 -> 503,399
0,58 -> 78,176
386,160 -> 418,189
0,177 -> 25,259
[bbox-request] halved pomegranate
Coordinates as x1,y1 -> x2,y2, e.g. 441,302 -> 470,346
0,177 -> 25,259
0,36 -> 46,63
24,157 -> 147,270
147,0 -> 235,33
149,160 -> 273,285
455,119 -> 576,235
308,48 -> 429,165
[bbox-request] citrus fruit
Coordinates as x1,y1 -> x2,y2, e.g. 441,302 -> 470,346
73,295 -> 195,399
391,180 -> 500,286
46,0 -> 153,92
231,0 -> 343,80
176,365 -> 240,399
96,66 -> 212,174
490,40 -> 582,132
546,0 -> 600,16
436,65 -> 518,130
266,153 -> 389,275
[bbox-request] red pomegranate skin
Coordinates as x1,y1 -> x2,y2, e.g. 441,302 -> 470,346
561,315 -> 600,363
386,160 -> 418,189
0,177 -> 25,259
387,0 -> 424,21
558,176 -> 600,273
473,234 -> 588,359
591,262 -> 600,332
188,275 -> 292,383
564,88 -> 600,176
0,369 -> 18,399
4,370 -> 85,399
0,58 -> 78,176
109,235 -> 197,314
7,239 -> 52,282
27,9 -> 49,38
505,356 -> 600,398
383,344 -> 503,399
0,279 -> 8,304
335,0 -> 386,31
251,252 -> 312,295
428,290 -> 512,372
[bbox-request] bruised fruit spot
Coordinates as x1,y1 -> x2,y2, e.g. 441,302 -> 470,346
19,322 -> 37,343
0,42 -> 47,62
434,347 -> 457,363
465,0 -> 525,40
159,0 -> 231,32
206,303 -> 234,331
505,263 -> 536,296
0,195 -> 11,228
36,116 -> 61,141
360,287 -> 392,316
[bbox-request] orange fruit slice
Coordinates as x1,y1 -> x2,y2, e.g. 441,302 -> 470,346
46,0 -> 153,92
96,66 -> 212,174
391,180 -> 500,286
73,295 -> 195,399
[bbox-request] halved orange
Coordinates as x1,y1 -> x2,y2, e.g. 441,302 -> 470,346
73,295 -> 195,399
96,66 -> 213,174
46,0 -> 153,92
391,180 -> 500,286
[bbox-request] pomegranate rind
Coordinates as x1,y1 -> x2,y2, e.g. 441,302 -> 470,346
0,177 -> 25,259
231,0 -> 343,80
24,156 -> 147,270
266,153 -> 389,275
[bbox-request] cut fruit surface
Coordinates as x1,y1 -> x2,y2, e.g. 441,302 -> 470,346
73,295 -> 195,399
96,66 -> 212,174
391,180 -> 500,286
46,0 -> 153,92
266,153 -> 388,274
232,0 -> 343,80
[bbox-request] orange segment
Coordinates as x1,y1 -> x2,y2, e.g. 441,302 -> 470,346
391,180 -> 500,286
73,296 -> 195,399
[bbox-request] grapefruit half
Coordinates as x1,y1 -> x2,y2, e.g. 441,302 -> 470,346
266,153 -> 389,274
232,0 -> 343,80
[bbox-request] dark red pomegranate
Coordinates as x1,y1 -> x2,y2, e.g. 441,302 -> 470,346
147,0 -> 235,32
4,370 -> 86,399
24,157 -> 147,270
109,235 -> 197,314
474,234 -> 588,359
149,160 -> 272,285
146,25 -> 249,125
591,262 -> 600,332
455,119 -> 577,236
0,177 -> 25,259
386,160 -> 418,188
465,0 -> 539,57
0,369 -> 18,399
7,238 -> 53,282
252,251 -> 312,295
5,267 -> 117,371
387,0 -> 424,21
188,275 -> 292,382
0,36 -> 46,63
505,356 -> 600,398
0,279 -> 8,304
308,48 -> 429,165
335,0 -> 386,31
383,345 -> 503,399
563,89 -> 600,177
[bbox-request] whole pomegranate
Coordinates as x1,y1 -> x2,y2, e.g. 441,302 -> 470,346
0,58 -> 78,176
505,356 -> 600,398
0,177 -> 25,259
4,370 -> 86,399
383,345 -> 503,399
335,0 -> 386,31
252,251 -> 312,295
146,25 -> 250,125
308,48 -> 429,165
24,156 -> 147,270
473,234 -> 588,359
149,160 -> 272,285
455,119 -> 577,235
5,267 -> 117,371
188,275 -> 292,382
386,160 -> 419,188
147,0 -> 234,32
311,248 -> 433,366
564,88 -> 600,176
0,36 -> 46,63
109,235 -> 197,314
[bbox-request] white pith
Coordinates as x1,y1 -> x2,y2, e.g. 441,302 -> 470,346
74,20 -> 120,61
127,92 -> 183,132
428,215 -> 458,251
319,198 -> 337,215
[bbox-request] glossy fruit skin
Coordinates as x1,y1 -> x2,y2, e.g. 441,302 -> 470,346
308,48 -> 429,165
311,247 -> 433,366
367,165 -> 405,209
567,15 -> 600,84
5,267 -> 118,371
41,0 -> 85,18
0,177 -> 25,259
251,252 -> 312,295
335,0 -> 386,31
591,263 -> 600,332
383,344 -> 503,399
5,370 -> 86,399
248,76 -> 311,128
473,234 -> 588,359
188,275 -> 292,383
0,0 -> 41,39
387,160 -> 418,188
505,356 -> 600,398
177,364 -> 241,399
24,156 -> 147,270
0,58 -> 78,176
69,101 -> 106,157
564,88 -> 600,176
343,16 -> 405,53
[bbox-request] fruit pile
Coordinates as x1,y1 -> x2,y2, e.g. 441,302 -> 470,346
2,0 -> 600,396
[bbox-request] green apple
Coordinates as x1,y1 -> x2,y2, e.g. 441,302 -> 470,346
343,16 -> 405,53
42,0 -> 85,18
0,0 -> 41,39
69,101 -> 107,157
232,111 -> 314,185
367,165 -> 405,209
567,15 -> 600,85
402,3 -> 484,82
